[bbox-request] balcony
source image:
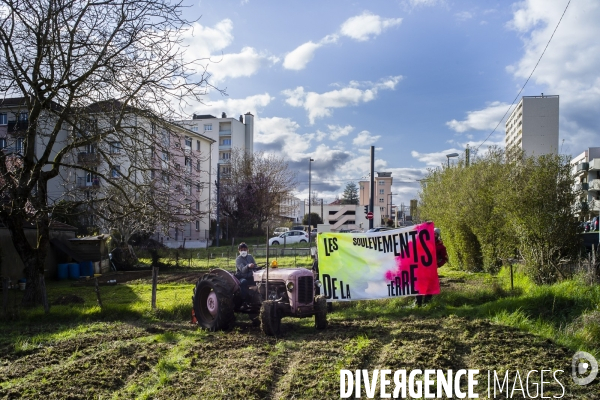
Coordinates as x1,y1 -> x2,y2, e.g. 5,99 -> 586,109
574,201 -> 589,213
589,179 -> 600,192
589,158 -> 600,171
575,182 -> 589,191
219,143 -> 231,150
575,162 -> 589,174
219,130 -> 231,136
77,176 -> 101,189
77,152 -> 101,165
218,158 -> 230,164
7,120 -> 28,133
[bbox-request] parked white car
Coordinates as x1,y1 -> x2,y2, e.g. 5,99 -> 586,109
273,227 -> 289,235
269,230 -> 309,245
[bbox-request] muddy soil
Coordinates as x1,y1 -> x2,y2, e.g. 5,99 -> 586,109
1,314 -> 598,399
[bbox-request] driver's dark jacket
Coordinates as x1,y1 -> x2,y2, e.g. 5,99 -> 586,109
235,254 -> 257,280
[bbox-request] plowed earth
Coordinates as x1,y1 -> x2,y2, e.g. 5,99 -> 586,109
0,282 -> 598,399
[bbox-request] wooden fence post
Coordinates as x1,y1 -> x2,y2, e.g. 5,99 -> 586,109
151,266 -> 158,309
94,277 -> 103,308
2,278 -> 8,317
39,274 -> 50,314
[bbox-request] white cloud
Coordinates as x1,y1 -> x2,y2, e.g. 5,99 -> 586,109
405,0 -> 445,7
455,11 -> 473,21
180,20 -> 234,57
283,41 -> 322,71
353,130 -> 381,146
328,125 -> 354,140
193,93 -> 274,118
180,20 -> 277,83
340,12 -> 403,42
283,76 -> 402,124
411,149 -> 463,167
446,101 -> 509,133
283,34 -> 339,71
503,0 -> 600,156
255,116 -> 314,161
209,47 -> 278,82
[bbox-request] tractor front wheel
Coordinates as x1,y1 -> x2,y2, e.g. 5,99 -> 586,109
314,295 -> 328,330
193,274 -> 235,331
260,300 -> 281,336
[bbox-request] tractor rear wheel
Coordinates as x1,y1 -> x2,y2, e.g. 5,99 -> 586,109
314,295 -> 327,329
193,274 -> 235,331
260,300 -> 281,336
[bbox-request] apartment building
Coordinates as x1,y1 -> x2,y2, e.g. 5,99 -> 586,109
505,95 -> 559,156
63,100 -> 215,248
278,195 -> 304,223
179,112 -> 254,177
359,172 -> 394,220
0,97 -> 69,203
572,147 -> 600,220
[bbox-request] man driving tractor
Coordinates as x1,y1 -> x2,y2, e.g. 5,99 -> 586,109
235,242 -> 258,304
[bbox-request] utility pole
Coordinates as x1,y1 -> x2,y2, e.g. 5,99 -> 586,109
369,146 -> 375,230
215,164 -> 221,247
465,144 -> 470,167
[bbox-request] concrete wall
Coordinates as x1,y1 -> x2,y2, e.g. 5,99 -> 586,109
0,228 -> 76,280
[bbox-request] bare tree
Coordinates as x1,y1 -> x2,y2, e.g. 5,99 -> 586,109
0,0 -> 217,306
218,150 -> 297,236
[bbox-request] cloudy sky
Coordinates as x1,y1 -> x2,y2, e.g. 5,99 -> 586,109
180,0 -> 595,207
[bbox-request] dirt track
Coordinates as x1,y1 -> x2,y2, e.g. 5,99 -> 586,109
1,313 -> 598,399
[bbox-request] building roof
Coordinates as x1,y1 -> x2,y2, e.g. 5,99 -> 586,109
193,114 -> 216,119
0,220 -> 78,231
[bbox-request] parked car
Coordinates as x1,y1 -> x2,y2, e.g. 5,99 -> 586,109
291,225 -> 310,232
350,229 -> 364,233
269,230 -> 309,245
338,229 -> 353,233
367,227 -> 394,233
273,227 -> 289,235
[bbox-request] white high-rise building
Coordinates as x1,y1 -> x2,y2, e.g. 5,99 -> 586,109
179,112 -> 254,176
505,95 -> 559,156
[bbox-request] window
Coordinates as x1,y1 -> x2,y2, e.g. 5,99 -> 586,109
109,141 -> 121,154
161,151 -> 169,161
175,163 -> 180,170
379,189 -> 384,194
185,157 -> 192,173
196,140 -> 200,151
185,137 -> 192,149
0,113 -> 6,125
196,159 -> 200,172
221,138 -> 231,145
379,198 -> 384,203
16,137 -> 24,153
380,207 -> 385,212
191,126 -> 198,132
150,169 -> 155,179
204,124 -> 212,131
18,112 -> 28,122
379,180 -> 385,186
0,138 -> 6,148
196,220 -> 200,231
185,181 -> 192,195
196,182 -> 201,192
221,152 -> 230,160
111,165 -> 121,178
196,200 -> 200,211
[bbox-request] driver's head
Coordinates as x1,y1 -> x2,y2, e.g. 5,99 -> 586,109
238,242 -> 248,256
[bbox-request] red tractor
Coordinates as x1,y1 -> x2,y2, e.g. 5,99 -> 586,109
192,266 -> 327,336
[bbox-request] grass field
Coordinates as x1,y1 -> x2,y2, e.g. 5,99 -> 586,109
1,258 -> 599,399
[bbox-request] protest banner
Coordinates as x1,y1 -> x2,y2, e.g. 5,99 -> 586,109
317,221 -> 440,301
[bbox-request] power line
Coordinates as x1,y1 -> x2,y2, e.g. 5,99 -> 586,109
476,0 -> 571,152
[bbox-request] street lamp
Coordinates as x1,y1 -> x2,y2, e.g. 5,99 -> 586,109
446,152 -> 459,168
308,158 -> 314,228
387,193 -> 396,224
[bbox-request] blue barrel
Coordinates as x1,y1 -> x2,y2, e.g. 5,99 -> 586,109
57,263 -> 69,280
68,263 -> 80,279
80,261 -> 94,277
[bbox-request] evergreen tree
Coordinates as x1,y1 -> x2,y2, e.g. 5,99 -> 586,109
341,182 -> 359,205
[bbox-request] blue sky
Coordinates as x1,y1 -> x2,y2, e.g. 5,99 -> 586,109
178,0 -> 597,207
